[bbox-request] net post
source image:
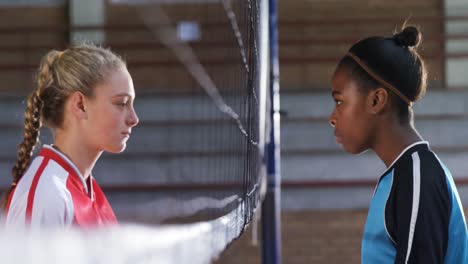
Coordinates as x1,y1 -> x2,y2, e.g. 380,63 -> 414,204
261,0 -> 282,263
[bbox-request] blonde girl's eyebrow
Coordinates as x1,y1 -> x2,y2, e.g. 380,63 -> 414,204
112,93 -> 134,99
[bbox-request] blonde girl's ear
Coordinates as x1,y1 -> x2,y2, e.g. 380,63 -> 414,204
68,91 -> 88,120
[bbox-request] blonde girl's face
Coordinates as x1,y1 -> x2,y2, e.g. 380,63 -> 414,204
84,66 -> 139,153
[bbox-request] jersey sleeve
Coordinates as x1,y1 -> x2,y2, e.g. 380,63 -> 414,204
388,152 -> 450,264
30,179 -> 74,228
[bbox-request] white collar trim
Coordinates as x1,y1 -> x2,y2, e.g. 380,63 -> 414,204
43,144 -> 90,195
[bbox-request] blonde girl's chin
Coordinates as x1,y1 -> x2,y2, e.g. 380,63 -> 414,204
106,144 -> 127,154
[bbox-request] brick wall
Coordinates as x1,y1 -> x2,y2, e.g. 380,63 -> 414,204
278,0 -> 443,91
0,0 -> 444,94
106,0 -> 444,93
0,6 -> 67,94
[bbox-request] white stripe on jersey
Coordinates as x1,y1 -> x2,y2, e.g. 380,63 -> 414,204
405,152 -> 421,263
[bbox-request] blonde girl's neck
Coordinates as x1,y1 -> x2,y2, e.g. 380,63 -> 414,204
53,128 -> 101,179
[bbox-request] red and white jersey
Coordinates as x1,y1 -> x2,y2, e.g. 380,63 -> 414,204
5,145 -> 117,228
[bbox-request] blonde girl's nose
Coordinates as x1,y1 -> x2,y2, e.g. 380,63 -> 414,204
128,107 -> 139,127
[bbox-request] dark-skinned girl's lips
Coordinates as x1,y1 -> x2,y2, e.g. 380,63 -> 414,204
334,131 -> 342,144
335,136 -> 342,144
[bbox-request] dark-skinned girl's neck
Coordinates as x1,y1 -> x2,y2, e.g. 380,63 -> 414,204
371,121 -> 423,168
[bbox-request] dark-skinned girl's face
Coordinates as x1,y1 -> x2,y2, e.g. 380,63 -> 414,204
329,68 -> 376,154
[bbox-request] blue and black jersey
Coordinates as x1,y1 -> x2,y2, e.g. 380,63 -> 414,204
362,141 -> 468,264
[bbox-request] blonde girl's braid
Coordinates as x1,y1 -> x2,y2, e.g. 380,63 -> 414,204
1,51 -> 59,209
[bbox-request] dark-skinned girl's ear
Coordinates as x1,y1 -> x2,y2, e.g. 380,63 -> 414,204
367,87 -> 388,114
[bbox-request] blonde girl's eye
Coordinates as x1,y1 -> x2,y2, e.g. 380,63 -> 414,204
113,95 -> 134,108
115,101 -> 128,107
115,100 -> 130,107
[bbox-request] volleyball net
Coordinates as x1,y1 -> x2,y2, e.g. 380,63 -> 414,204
102,0 -> 269,227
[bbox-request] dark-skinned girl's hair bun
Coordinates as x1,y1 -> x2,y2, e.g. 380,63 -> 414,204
393,26 -> 421,48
